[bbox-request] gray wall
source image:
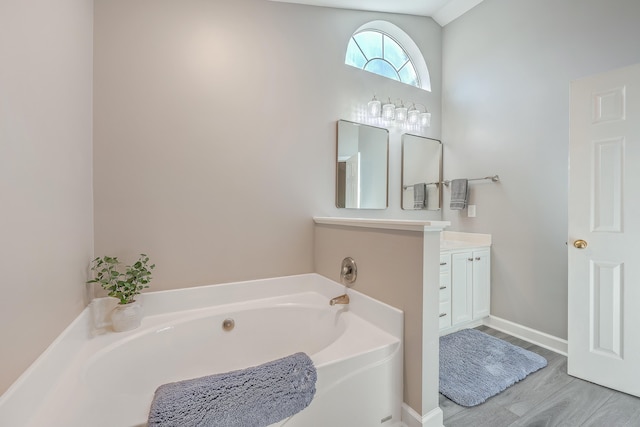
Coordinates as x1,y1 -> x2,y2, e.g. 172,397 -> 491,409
0,0 -> 94,394
442,0 -> 640,339
94,0 -> 443,292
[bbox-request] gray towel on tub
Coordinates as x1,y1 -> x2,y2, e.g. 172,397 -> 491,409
148,352 -> 316,427
450,179 -> 469,210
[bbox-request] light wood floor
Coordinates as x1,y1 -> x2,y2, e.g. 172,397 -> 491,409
440,326 -> 640,427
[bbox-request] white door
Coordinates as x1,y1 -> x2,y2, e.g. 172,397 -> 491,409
568,63 -> 640,396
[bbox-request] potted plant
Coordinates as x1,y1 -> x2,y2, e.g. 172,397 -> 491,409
87,254 -> 155,332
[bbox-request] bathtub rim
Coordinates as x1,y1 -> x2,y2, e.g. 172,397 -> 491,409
0,273 -> 403,426
81,295 -> 351,390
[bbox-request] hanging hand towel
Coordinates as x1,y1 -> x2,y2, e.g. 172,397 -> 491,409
413,183 -> 426,209
450,179 -> 469,210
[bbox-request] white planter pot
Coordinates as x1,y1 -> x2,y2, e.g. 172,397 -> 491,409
110,301 -> 142,332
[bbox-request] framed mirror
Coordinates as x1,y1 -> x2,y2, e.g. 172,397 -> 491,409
401,134 -> 442,210
336,120 -> 389,209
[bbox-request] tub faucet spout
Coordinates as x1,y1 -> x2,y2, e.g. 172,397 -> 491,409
329,294 -> 350,306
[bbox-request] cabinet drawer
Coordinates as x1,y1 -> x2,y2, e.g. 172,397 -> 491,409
439,253 -> 451,273
439,301 -> 451,329
439,273 -> 451,302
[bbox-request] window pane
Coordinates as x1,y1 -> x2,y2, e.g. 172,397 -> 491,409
364,59 -> 400,81
345,38 -> 367,68
343,24 -> 428,91
398,63 -> 419,87
383,35 -> 409,70
353,31 -> 382,60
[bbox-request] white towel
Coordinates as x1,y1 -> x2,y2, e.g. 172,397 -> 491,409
450,179 -> 469,210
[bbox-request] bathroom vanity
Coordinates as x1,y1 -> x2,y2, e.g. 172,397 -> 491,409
438,231 -> 492,333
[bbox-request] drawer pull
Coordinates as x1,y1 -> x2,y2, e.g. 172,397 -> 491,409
440,286 -> 447,290
475,257 -> 481,261
439,313 -> 447,318
468,257 -> 474,261
440,262 -> 448,266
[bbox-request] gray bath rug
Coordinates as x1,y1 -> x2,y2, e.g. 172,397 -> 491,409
148,352 -> 316,427
439,328 -> 547,407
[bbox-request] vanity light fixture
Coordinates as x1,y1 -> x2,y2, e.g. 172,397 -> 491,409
366,96 -> 431,128
407,105 -> 419,124
421,111 -> 432,127
382,97 -> 396,120
408,103 -> 432,127
395,100 -> 408,122
367,95 -> 381,117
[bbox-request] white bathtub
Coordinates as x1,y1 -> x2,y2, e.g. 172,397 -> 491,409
0,274 -> 403,427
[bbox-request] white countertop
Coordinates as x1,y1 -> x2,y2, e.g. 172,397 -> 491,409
440,231 -> 492,250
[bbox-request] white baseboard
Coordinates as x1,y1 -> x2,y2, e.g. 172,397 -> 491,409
401,403 -> 444,427
483,315 -> 568,356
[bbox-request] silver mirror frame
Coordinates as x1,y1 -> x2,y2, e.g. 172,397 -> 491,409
336,120 -> 389,209
401,134 -> 443,211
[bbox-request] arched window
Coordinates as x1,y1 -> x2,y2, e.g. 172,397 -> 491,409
345,21 -> 431,92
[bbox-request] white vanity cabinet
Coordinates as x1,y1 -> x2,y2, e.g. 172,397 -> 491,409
439,232 -> 491,333
470,248 -> 490,320
439,253 -> 452,329
450,251 -> 474,325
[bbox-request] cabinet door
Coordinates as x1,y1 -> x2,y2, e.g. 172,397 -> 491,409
438,253 -> 452,329
439,301 -> 451,329
472,249 -> 491,319
451,252 -> 473,325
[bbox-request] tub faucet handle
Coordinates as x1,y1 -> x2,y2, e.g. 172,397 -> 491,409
340,257 -> 357,286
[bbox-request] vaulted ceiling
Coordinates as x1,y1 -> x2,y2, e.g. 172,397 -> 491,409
267,0 -> 484,26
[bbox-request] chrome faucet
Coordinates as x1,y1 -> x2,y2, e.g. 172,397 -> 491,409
340,257 -> 357,285
329,294 -> 350,306
330,257 -> 357,306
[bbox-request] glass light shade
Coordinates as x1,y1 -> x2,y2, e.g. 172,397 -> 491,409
367,99 -> 382,117
382,103 -> 395,120
395,106 -> 408,122
407,108 -> 420,124
420,112 -> 432,127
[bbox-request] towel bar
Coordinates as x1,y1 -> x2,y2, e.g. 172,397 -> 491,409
443,175 -> 499,187
403,181 -> 441,190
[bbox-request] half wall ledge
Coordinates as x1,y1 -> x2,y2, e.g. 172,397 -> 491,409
313,217 -> 450,232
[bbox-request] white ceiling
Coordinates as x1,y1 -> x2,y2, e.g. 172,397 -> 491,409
267,0 -> 484,26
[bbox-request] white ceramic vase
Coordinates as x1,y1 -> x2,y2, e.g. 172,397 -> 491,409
110,300 -> 142,332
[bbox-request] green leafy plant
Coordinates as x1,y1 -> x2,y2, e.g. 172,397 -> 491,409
87,254 -> 155,305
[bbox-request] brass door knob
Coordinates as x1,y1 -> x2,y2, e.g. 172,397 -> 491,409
574,239 -> 588,249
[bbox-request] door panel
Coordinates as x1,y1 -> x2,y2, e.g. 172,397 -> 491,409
590,260 -> 623,359
568,63 -> 640,397
592,137 -> 624,232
